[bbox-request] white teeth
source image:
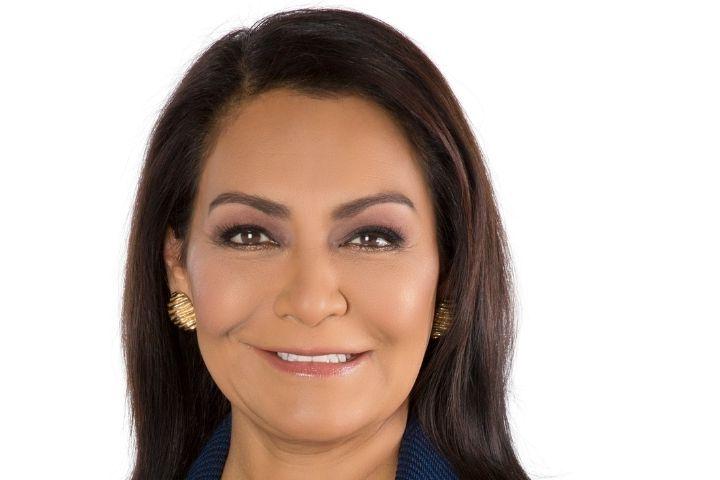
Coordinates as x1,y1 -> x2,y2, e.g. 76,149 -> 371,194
276,352 -> 354,363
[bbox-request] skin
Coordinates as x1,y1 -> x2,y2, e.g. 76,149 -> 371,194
164,88 -> 441,479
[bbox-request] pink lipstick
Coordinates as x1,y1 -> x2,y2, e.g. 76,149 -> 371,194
253,346 -> 371,378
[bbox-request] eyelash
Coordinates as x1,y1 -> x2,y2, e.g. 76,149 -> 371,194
214,223 -> 406,252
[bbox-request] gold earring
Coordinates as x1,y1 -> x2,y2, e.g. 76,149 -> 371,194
431,299 -> 453,339
167,291 -> 197,331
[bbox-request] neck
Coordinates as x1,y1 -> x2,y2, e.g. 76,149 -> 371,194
221,401 -> 409,480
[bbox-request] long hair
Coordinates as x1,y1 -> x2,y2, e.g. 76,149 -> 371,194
122,7 -> 528,479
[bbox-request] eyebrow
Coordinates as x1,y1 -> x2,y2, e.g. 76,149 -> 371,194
208,190 -> 416,221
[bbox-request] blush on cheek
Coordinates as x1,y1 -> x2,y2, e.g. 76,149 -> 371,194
189,264 -> 258,336
363,294 -> 427,341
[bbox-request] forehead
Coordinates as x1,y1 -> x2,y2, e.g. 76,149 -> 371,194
197,88 -> 431,219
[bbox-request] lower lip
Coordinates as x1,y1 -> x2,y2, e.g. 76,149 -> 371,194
255,348 -> 370,378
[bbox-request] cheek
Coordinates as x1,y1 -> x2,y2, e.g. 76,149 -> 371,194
348,253 -> 439,345
186,250 -> 266,336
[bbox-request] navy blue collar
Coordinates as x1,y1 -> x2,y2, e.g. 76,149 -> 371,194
186,411 -> 458,479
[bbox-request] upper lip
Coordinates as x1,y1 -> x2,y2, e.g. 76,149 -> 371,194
258,346 -> 369,356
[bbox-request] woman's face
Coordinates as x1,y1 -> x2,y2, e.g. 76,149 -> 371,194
165,87 -> 439,441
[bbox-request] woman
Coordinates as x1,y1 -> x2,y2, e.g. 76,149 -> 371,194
122,7 -> 529,480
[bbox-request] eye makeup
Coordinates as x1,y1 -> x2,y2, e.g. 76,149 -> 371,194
211,222 -> 408,252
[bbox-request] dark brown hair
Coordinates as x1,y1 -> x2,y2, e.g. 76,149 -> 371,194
122,7 -> 528,479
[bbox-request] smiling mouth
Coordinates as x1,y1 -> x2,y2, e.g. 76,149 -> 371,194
254,347 -> 371,377
273,351 -> 359,362
258,345 -> 370,356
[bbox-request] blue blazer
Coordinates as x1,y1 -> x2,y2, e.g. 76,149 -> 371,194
186,411 -> 459,479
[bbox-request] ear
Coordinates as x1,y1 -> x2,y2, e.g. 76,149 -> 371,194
164,226 -> 191,296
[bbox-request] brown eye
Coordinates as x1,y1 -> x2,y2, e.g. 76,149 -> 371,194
343,226 -> 404,251
218,224 -> 277,250
216,224 -> 405,252
230,228 -> 270,245
346,231 -> 391,249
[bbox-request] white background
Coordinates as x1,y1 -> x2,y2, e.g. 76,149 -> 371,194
1,1 -> 718,478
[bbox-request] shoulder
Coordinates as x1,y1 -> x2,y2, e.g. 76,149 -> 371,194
185,414 -> 231,480
397,412 -> 459,479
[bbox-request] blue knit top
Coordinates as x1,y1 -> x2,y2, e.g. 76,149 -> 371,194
186,411 -> 459,479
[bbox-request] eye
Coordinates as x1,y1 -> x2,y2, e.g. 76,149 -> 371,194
344,226 -> 405,251
217,224 -> 278,251
215,224 -> 405,251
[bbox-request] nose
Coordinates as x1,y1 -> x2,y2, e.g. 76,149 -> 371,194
272,245 -> 348,327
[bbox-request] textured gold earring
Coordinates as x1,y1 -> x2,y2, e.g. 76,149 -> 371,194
167,291 -> 197,331
431,299 -> 453,339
